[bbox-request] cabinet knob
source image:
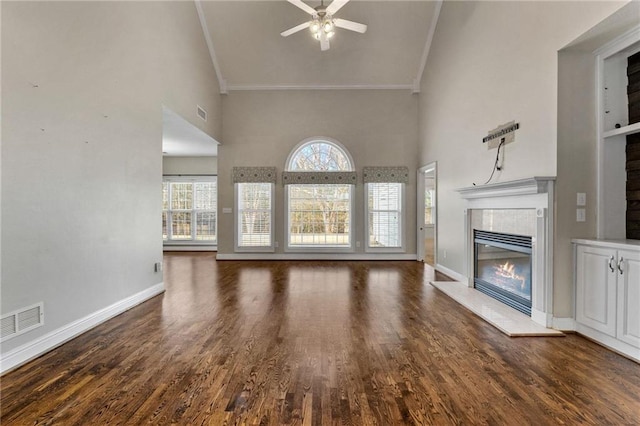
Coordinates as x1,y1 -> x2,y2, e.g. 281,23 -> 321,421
609,255 -> 616,273
617,257 -> 624,275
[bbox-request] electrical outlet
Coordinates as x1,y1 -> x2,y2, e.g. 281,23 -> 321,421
275,241 -> 279,248
154,262 -> 162,273
443,249 -> 447,259
577,192 -> 586,206
576,208 -> 586,222
356,241 -> 361,248
222,207 -> 232,214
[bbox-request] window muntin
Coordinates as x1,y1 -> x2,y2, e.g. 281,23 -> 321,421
288,141 -> 353,171
236,182 -> 274,249
367,182 -> 403,250
163,178 -> 217,244
288,184 -> 351,247
286,139 -> 354,251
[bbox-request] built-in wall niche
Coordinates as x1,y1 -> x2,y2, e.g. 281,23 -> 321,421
596,30 -> 640,240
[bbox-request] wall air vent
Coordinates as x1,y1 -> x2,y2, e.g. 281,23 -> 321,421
197,105 -> 207,122
1,303 -> 44,342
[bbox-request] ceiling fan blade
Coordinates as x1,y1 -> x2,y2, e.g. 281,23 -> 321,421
286,0 -> 317,16
320,34 -> 330,51
281,21 -> 311,37
333,18 -> 367,34
326,0 -> 349,15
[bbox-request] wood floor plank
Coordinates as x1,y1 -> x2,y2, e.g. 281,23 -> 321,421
1,253 -> 639,425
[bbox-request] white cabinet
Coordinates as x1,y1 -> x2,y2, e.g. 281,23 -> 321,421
574,240 -> 640,362
576,245 -> 617,336
616,250 -> 640,348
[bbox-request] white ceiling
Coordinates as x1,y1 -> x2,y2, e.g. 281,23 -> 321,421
198,0 -> 440,91
162,107 -> 219,156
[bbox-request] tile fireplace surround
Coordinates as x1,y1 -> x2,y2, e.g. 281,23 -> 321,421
454,177 -> 556,330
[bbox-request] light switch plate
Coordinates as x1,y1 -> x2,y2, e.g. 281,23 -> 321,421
576,208 -> 586,222
577,193 -> 586,206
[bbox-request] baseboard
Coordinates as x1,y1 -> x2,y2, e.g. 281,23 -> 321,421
216,253 -> 418,261
0,282 -> 165,375
435,263 -> 467,283
552,317 -> 576,332
163,246 -> 216,252
531,308 -> 552,328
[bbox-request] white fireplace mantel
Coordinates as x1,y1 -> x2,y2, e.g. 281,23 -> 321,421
456,176 -> 556,200
456,177 -> 556,329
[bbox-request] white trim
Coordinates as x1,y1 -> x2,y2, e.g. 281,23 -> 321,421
592,24 -> 640,58
552,317 -> 576,332
195,0 -> 227,95
456,176 -> 556,200
577,324 -> 640,363
163,246 -> 216,252
0,283 -> 165,375
435,263 -> 466,283
364,182 -> 406,253
413,0 -> 443,94
234,182 -> 276,252
531,308 -> 550,328
285,137 -> 355,172
217,253 -> 417,261
417,163 -> 437,263
284,184 -> 356,253
226,84 -> 414,92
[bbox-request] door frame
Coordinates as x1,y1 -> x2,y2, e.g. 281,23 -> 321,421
417,162 -> 437,264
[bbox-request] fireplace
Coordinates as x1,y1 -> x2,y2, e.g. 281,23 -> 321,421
474,230 -> 532,316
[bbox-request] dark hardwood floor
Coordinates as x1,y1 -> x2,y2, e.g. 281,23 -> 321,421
1,253 -> 639,425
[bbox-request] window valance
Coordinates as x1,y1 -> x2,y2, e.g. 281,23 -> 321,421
282,171 -> 357,185
362,166 -> 409,184
232,167 -> 277,183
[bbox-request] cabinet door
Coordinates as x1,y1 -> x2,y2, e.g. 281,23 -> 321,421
616,250 -> 640,348
576,245 -> 617,337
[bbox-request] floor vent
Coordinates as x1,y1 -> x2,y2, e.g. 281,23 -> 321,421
197,105 -> 207,122
1,303 -> 44,342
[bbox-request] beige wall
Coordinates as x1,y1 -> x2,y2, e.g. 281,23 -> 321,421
1,1 -> 221,355
219,90 -> 418,255
418,1 -> 625,318
163,156 -> 218,175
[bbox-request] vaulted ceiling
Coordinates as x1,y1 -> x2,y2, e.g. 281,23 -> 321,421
197,1 -> 441,92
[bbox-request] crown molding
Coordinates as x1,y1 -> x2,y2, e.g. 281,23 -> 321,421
195,0 -> 227,95
225,84 -> 415,92
413,0 -> 443,94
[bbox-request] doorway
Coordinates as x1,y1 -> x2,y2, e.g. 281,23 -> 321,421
417,163 -> 436,266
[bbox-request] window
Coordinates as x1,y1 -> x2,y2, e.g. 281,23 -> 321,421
236,182 -> 274,250
285,139 -> 354,250
162,177 -> 217,244
366,182 -> 403,250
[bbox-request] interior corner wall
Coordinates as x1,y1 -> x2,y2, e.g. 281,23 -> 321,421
417,1 -> 625,312
218,90 -> 419,256
163,156 -> 218,176
1,1 -> 221,360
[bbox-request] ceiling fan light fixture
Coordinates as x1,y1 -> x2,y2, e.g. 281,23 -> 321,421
310,19 -> 320,34
326,30 -> 335,39
323,19 -> 334,33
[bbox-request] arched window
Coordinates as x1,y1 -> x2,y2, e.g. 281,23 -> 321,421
287,140 -> 354,172
285,138 -> 355,250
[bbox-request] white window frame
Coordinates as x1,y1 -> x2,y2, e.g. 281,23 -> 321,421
163,176 -> 217,245
284,184 -> 355,253
284,137 -> 355,253
365,182 -> 405,253
234,182 -> 275,252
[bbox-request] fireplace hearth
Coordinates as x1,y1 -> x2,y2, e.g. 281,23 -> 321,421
474,230 -> 532,316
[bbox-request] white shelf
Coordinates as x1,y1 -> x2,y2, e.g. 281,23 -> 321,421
603,121 -> 640,139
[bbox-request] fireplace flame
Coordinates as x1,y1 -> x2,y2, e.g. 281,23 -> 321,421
494,261 -> 526,290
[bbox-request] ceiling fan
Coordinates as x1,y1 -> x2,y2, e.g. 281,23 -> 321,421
280,0 -> 367,51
